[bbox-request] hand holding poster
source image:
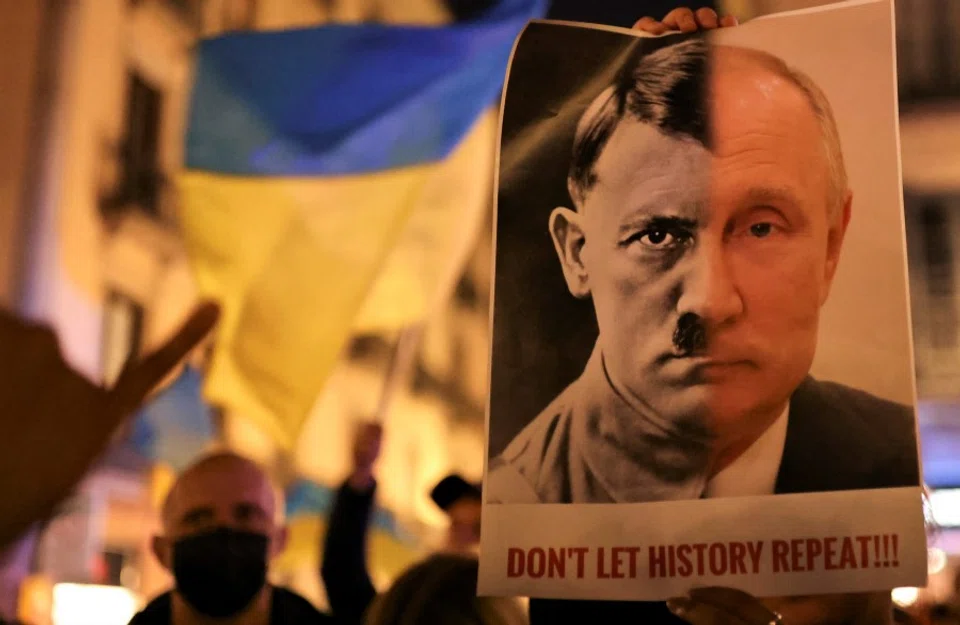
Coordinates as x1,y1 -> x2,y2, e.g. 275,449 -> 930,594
480,0 -> 926,601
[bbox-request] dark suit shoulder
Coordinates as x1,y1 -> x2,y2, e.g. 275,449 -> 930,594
808,379 -> 913,422
800,378 -> 916,457
777,378 -> 920,493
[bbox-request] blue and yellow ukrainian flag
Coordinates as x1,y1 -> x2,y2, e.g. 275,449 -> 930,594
180,0 -> 545,448
130,366 -> 215,471
275,480 -> 420,579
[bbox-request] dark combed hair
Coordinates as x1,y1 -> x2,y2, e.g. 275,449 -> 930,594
568,37 -> 710,205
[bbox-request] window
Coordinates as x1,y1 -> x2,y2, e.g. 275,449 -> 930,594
896,0 -> 960,102
102,291 -> 145,386
919,202 -> 958,349
112,71 -> 164,217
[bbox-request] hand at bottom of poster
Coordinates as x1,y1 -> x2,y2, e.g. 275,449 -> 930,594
667,587 -> 893,625
668,587 -> 783,625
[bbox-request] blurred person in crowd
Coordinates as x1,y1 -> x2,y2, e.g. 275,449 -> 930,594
129,452 -> 332,624
321,423 -> 483,625
429,474 -> 482,552
363,554 -> 526,625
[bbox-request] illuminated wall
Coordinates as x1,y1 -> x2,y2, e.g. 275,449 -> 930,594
0,1 -> 48,310
10,0 -> 494,615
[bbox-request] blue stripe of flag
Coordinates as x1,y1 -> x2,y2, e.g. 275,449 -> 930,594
285,479 -> 409,541
130,366 -> 215,472
185,0 -> 546,177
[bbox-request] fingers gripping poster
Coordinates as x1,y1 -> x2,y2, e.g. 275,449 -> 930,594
479,0 -> 927,600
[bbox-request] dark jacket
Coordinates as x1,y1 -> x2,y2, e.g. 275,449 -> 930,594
128,586 -> 333,625
321,482 -> 378,625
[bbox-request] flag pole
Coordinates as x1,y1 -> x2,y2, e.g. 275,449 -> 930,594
374,323 -> 426,422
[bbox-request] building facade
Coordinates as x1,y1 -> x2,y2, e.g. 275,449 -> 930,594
2,0 -> 493,621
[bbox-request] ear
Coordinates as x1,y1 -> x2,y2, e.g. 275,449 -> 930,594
549,207 -> 591,298
151,535 -> 173,572
270,525 -> 289,559
821,190 -> 853,305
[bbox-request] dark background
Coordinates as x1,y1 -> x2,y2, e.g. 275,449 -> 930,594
546,0 -> 715,26
487,22 -> 705,457
447,0 -> 716,24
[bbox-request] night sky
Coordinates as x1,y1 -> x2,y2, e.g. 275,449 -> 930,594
546,0 -> 717,27
446,0 -> 718,26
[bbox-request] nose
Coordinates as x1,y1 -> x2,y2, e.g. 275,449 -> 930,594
675,239 -> 743,325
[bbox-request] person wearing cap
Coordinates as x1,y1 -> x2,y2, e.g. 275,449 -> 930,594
429,474 -> 482,552
321,423 -> 483,625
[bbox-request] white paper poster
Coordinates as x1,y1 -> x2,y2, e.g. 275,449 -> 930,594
480,0 -> 926,600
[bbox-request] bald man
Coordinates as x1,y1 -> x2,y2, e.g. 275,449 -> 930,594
130,452 -> 332,625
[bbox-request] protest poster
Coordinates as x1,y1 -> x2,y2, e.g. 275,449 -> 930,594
479,0 -> 927,600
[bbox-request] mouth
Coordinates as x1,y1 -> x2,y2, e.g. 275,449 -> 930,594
657,354 -> 754,383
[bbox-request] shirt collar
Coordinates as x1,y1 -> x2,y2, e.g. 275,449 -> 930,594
573,344 -> 788,502
703,405 -> 790,498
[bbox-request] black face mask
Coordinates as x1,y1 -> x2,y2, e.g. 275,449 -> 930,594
172,527 -> 269,618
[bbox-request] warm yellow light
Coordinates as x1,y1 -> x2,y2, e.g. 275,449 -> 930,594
18,574 -> 53,624
929,547 -> 948,575
150,463 -> 176,510
52,583 -> 139,625
891,587 -> 919,608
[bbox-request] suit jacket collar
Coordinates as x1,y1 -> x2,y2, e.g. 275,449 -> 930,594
775,377 -> 849,494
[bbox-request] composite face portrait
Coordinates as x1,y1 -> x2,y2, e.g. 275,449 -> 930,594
481,0 -> 925,601
560,44 -> 852,455
552,66 -> 845,454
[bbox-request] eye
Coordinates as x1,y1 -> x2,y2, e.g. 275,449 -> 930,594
181,508 -> 214,528
642,229 -> 672,246
749,222 -> 774,238
234,503 -> 267,525
632,228 -> 690,249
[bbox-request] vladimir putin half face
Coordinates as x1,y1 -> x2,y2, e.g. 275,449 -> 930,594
549,39 -> 851,456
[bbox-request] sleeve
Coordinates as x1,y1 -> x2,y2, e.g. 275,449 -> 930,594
320,480 -> 379,625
